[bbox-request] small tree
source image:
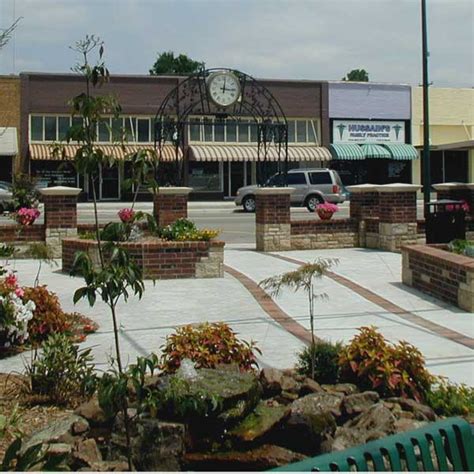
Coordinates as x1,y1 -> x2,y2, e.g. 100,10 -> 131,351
259,259 -> 337,378
342,68 -> 369,82
28,242 -> 57,287
149,51 -> 204,75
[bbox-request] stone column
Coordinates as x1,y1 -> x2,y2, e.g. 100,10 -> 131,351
433,182 -> 474,219
150,187 -> 193,228
39,186 -> 82,258
376,184 -> 421,252
347,184 -> 379,247
255,187 -> 294,252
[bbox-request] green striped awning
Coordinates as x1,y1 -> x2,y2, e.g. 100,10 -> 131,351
330,144 -> 365,160
382,143 -> 419,160
360,143 -> 391,159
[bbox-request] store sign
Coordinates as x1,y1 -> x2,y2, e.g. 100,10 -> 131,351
333,120 -> 405,143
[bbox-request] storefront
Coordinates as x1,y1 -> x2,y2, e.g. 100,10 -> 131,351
0,128 -> 17,182
328,82 -> 417,185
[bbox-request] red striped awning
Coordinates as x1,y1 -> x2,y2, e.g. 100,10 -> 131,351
29,144 -> 182,161
188,145 -> 332,162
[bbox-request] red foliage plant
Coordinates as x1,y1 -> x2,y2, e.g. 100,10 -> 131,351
339,326 -> 434,401
160,322 -> 261,373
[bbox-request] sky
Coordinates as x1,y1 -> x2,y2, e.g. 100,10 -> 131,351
0,0 -> 473,87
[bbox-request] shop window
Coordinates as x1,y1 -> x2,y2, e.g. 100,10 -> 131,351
287,120 -> 296,143
58,116 -> 70,140
287,172 -> 307,185
124,117 -> 136,142
137,118 -> 150,142
226,120 -> 237,142
250,122 -> 259,142
296,121 -> 307,142
422,150 -> 468,184
203,118 -> 213,141
214,118 -> 225,142
98,119 -> 111,142
309,171 -> 332,184
308,121 -> 318,143
31,116 -> 43,141
44,117 -> 56,141
188,161 -> 221,191
238,120 -> 249,142
189,118 -> 201,141
72,117 -> 83,128
112,117 -> 123,141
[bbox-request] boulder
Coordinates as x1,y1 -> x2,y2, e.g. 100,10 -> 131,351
343,391 -> 380,416
322,383 -> 359,396
300,378 -> 323,395
72,418 -> 90,436
22,415 -> 85,452
80,461 -> 129,472
386,397 -> 436,421
260,368 -> 285,397
75,398 -> 110,427
46,443 -> 73,456
281,375 -> 302,395
72,438 -> 102,468
230,401 -> 291,442
292,392 -> 344,418
184,444 -> 306,471
394,418 -> 427,433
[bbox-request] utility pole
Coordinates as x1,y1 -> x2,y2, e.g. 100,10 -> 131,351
421,0 -> 431,215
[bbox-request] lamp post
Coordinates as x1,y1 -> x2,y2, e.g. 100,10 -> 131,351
421,0 -> 431,216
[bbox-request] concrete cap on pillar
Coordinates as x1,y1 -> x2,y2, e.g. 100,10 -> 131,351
432,182 -> 474,191
39,186 -> 82,196
375,183 -> 422,193
255,187 -> 295,195
345,184 -> 378,193
148,187 -> 193,195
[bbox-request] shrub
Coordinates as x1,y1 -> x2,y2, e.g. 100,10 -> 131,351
296,340 -> 344,384
160,322 -> 261,373
25,333 -> 97,406
426,380 -> 474,417
159,218 -> 219,241
11,173 -> 40,210
22,286 -> 98,343
339,326 -> 434,401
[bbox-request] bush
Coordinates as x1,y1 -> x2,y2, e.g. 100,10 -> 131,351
339,326 -> 434,401
159,218 -> 219,241
11,173 -> 40,210
296,340 -> 343,384
22,286 -> 98,343
26,333 -> 97,406
160,322 -> 261,373
426,380 -> 474,417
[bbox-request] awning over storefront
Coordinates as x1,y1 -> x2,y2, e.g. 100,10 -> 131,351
382,143 -> 418,160
188,145 -> 332,162
329,144 -> 366,160
0,128 -> 18,155
360,143 -> 391,159
29,144 -> 181,161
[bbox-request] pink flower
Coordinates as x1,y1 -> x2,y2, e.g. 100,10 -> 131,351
316,203 -> 339,213
16,207 -> 40,226
15,287 -> 24,298
118,208 -> 135,223
5,273 -> 17,288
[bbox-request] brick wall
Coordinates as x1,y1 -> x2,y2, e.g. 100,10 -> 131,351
291,218 -> 358,235
402,244 -> 474,312
256,194 -> 291,225
349,192 -> 379,220
0,224 -> 45,242
43,195 -> 77,228
62,238 -> 224,279
153,193 -> 188,227
0,77 -> 20,128
379,192 -> 417,223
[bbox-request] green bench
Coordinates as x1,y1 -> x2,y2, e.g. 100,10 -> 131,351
271,417 -> 474,471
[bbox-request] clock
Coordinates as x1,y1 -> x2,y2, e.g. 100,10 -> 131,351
207,71 -> 241,107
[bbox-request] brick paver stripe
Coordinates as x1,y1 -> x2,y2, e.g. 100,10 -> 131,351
268,253 -> 474,350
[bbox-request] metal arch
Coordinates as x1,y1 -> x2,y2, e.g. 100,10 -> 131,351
153,68 -> 289,186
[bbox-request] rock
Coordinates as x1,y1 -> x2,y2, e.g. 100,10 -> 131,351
322,383 -> 359,396
72,418 -> 90,435
184,444 -> 306,471
281,375 -> 301,395
81,461 -> 129,472
46,443 -> 73,456
292,392 -> 344,418
72,438 -> 102,468
280,390 -> 299,402
231,401 -> 291,442
75,398 -> 110,427
260,368 -> 285,397
386,397 -> 436,421
22,415 -> 85,452
300,378 -> 323,395
394,418 -> 427,433
343,391 -> 380,416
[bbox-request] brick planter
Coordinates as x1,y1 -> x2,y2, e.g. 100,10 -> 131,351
62,238 -> 224,279
402,244 -> 474,312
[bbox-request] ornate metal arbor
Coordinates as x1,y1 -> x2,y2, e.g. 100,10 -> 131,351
153,68 -> 288,186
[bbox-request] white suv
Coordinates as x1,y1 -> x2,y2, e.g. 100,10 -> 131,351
235,168 -> 345,212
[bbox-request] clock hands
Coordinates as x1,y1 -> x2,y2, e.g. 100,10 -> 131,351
221,77 -> 227,93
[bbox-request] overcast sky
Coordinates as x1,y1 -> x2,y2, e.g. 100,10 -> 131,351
0,0 -> 472,87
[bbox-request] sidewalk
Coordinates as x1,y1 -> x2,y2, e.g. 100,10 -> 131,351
1,247 -> 472,386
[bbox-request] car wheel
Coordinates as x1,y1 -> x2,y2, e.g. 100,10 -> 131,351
242,196 -> 256,213
305,195 -> 324,212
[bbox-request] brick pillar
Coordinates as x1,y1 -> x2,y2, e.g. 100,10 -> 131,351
433,183 -> 474,220
150,187 -> 192,228
39,186 -> 82,258
255,188 -> 294,252
377,184 -> 421,252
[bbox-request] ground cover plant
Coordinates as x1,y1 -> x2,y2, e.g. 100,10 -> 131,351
448,239 -> 474,257
426,380 -> 474,417
159,218 -> 219,242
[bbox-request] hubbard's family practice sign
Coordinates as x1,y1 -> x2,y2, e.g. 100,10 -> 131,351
333,120 -> 405,143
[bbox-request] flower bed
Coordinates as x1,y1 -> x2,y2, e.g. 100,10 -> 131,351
62,237 -> 225,279
402,244 -> 474,312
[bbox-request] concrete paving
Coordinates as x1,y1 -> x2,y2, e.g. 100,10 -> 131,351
1,246 -> 472,386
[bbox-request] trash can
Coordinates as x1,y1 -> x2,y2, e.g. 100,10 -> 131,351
425,199 -> 466,244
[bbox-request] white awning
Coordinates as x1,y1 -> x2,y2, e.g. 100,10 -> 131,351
188,145 -> 332,162
0,128 -> 18,155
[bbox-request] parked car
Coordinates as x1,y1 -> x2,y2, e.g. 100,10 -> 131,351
0,181 -> 13,214
235,168 -> 345,212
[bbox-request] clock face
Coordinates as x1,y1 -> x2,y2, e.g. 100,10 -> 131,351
207,72 -> 241,107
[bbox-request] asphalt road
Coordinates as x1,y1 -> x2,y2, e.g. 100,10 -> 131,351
0,200 -> 427,244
